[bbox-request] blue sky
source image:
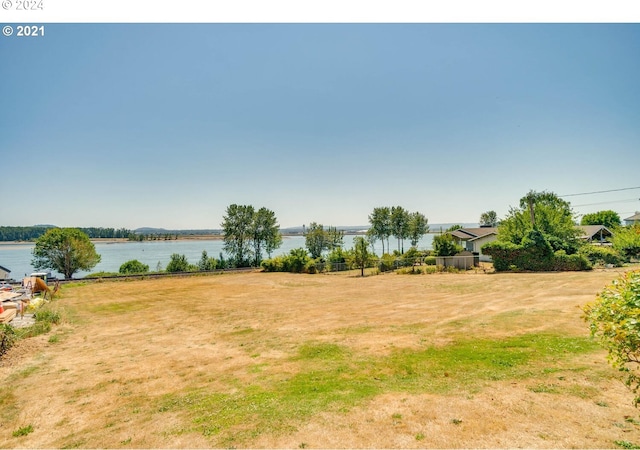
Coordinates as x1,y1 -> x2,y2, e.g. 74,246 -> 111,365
1,24 -> 639,229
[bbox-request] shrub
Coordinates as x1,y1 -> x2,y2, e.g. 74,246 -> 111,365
424,256 -> 436,266
483,230 -> 591,272
0,324 -> 17,358
424,265 -> 438,274
119,259 -> 150,274
286,248 -> 311,273
327,248 -> 349,271
583,270 -> 640,406
378,253 -> 397,273
261,248 -> 311,273
553,251 -> 592,271
433,234 -> 463,257
579,245 -> 624,267
305,258 -> 324,274
166,254 -> 190,273
400,247 -> 422,267
261,256 -> 286,272
197,250 -> 217,271
613,225 -> 640,261
482,240 -> 521,271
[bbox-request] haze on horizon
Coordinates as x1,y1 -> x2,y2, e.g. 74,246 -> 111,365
2,24 -> 639,230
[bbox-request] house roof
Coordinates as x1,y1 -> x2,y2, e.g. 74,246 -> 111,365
577,225 -> 613,240
624,212 -> 640,222
469,231 -> 498,242
0,265 -> 10,273
449,227 -> 497,240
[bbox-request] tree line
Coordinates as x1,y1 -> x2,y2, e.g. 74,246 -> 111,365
0,226 -> 133,242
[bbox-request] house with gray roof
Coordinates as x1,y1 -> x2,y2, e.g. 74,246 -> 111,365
624,212 -> 640,226
448,227 -> 498,262
578,225 -> 614,243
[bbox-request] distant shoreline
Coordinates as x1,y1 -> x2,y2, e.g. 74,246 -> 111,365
0,233 -> 336,246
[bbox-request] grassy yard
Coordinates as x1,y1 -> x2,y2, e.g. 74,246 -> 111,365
1,267 -> 640,448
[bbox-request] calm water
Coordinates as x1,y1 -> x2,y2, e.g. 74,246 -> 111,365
0,234 -> 435,280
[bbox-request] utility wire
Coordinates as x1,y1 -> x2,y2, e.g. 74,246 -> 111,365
560,186 -> 640,197
573,198 -> 640,207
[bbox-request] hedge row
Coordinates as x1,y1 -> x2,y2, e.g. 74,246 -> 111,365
482,230 -> 591,272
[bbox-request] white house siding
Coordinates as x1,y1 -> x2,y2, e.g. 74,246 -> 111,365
471,234 -> 498,262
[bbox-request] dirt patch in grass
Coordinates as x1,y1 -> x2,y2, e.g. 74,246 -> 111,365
1,267 -> 639,448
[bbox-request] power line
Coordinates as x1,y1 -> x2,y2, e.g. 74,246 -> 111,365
573,198 -> 640,208
560,186 -> 640,197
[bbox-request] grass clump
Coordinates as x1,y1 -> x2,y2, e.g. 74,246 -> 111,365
12,424 -> 34,437
615,440 -> 640,449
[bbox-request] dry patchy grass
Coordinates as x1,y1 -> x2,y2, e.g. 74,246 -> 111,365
1,267 -> 640,448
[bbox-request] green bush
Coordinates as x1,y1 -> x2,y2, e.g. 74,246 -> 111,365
261,256 -> 286,272
613,225 -> 640,261
483,230 -> 591,272
305,258 -> 325,274
433,234 -> 463,257
166,253 -> 190,273
424,256 -> 436,266
261,248 -> 311,273
378,253 -> 397,273
583,270 -> 640,406
400,247 -> 422,267
579,245 -> 624,267
327,248 -> 349,271
0,324 -> 17,358
553,251 -> 592,271
119,259 -> 150,274
482,240 -> 522,271
286,248 -> 311,273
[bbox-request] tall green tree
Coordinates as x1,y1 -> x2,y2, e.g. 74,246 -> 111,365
31,228 -> 101,279
222,204 -> 282,267
352,236 -> 372,277
580,210 -> 622,229
391,206 -> 410,253
250,207 -> 282,266
304,223 -> 344,259
479,210 -> 498,227
499,190 -> 581,254
368,207 -> 392,255
408,211 -> 429,247
222,204 -> 255,267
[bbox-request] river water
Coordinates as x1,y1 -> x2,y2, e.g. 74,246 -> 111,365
0,234 -> 435,280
